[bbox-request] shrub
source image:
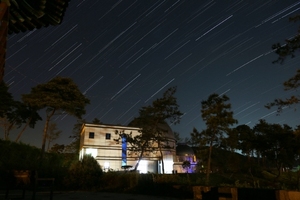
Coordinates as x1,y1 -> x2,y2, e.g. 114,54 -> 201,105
0,139 -> 41,170
99,171 -> 139,192
64,155 -> 103,189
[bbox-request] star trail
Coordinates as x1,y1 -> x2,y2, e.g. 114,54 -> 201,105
4,0 -> 300,147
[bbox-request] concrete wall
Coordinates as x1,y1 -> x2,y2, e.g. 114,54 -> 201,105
192,186 -> 300,200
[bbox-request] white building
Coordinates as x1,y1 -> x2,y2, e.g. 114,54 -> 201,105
79,123 -> 177,174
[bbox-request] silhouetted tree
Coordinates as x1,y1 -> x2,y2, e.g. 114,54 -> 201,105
22,77 -> 90,159
182,160 -> 191,173
116,87 -> 182,173
92,118 -> 101,124
49,143 -> 65,153
201,93 -> 237,184
235,125 -> 256,161
253,120 -> 297,180
0,81 -> 14,118
0,82 -> 41,141
222,128 -> 239,152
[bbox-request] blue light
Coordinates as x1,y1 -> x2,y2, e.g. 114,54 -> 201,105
121,136 -> 127,166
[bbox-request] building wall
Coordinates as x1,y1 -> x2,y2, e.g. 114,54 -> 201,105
79,123 -> 176,174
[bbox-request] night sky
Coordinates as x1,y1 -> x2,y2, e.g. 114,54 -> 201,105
4,0 -> 300,148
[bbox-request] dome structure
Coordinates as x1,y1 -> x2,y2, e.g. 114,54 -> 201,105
157,122 -> 175,140
176,143 -> 195,156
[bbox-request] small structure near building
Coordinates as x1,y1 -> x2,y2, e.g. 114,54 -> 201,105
174,143 -> 197,173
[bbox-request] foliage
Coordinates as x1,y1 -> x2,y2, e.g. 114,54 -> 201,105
235,125 -> 256,159
0,139 -> 41,170
0,139 -> 72,188
267,15 -> 300,112
1,139 -> 300,192
0,82 -> 41,141
0,81 -> 14,118
116,87 -> 183,173
272,15 -> 300,64
22,77 -> 90,155
64,155 -> 103,189
182,161 -> 191,172
253,120 -> 299,181
92,117 -> 102,124
99,172 -> 138,192
49,143 -> 65,153
173,131 -> 182,143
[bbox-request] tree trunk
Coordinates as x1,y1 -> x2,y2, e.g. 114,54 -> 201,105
40,109 -> 55,162
206,141 -> 213,185
15,117 -> 32,142
134,143 -> 146,171
4,118 -> 15,140
158,140 -> 165,174
47,137 -> 51,151
4,127 -> 8,140
134,152 -> 143,171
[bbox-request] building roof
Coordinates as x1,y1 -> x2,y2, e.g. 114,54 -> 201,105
82,123 -> 141,132
157,122 -> 175,140
8,0 -> 70,34
0,0 -> 70,82
176,144 -> 195,156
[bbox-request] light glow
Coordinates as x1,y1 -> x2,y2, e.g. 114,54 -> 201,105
164,160 -> 173,174
137,160 -> 148,173
104,162 -> 110,169
86,148 -> 97,158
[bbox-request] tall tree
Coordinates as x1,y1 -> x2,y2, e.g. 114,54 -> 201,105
201,93 -> 237,184
253,120 -> 296,180
116,86 -> 183,173
22,77 -> 90,157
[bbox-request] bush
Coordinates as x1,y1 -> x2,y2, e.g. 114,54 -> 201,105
64,155 -> 103,189
99,171 -> 139,192
0,139 -> 41,170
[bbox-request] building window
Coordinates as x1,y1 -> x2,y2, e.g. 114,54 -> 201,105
89,132 -> 94,139
105,133 -> 111,140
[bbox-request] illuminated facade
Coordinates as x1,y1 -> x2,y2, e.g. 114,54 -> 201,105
79,123 -> 177,174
